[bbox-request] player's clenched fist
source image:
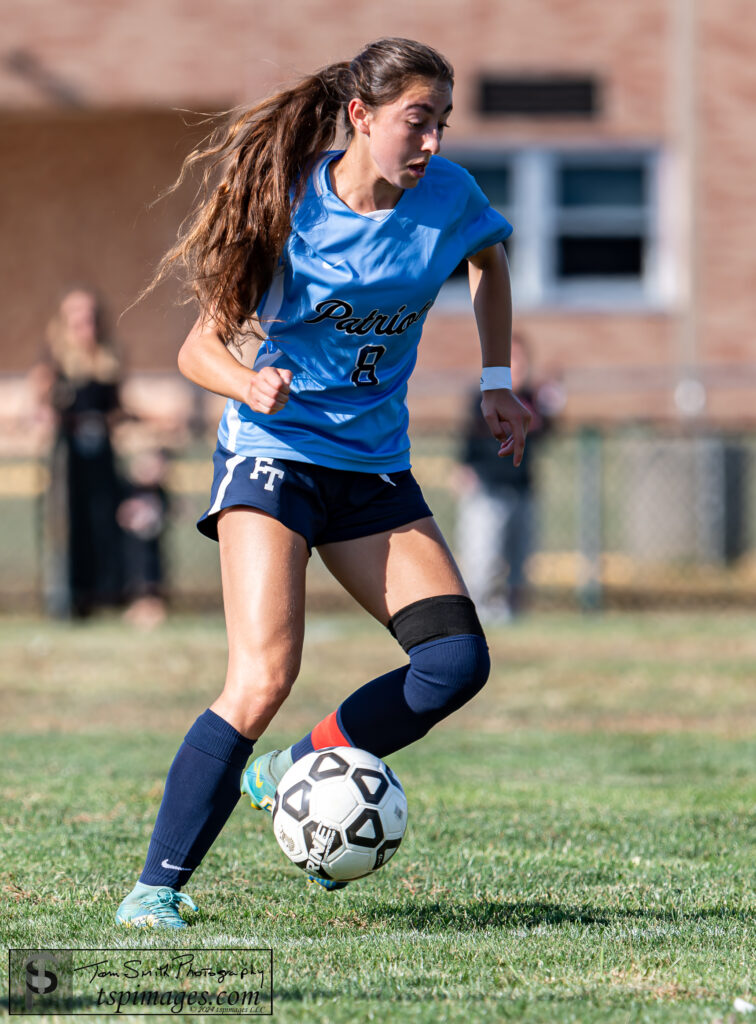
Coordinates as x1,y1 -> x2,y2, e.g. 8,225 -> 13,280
245,366 -> 293,414
481,388 -> 532,467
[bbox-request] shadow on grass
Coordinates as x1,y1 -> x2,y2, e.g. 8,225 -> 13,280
357,897 -> 752,932
358,898 -> 609,930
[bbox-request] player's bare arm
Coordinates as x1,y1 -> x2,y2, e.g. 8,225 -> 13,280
468,243 -> 531,466
178,316 -> 292,414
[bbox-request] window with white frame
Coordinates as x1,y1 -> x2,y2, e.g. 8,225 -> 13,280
439,148 -> 663,311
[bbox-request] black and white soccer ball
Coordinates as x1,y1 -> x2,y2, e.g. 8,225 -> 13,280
271,747 -> 408,882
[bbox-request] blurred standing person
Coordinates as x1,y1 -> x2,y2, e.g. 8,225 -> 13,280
32,288 -> 124,618
455,333 -> 556,622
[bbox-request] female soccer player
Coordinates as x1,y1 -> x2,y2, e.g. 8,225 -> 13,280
116,37 -> 530,928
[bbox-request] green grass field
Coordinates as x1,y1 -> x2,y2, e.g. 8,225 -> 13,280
1,610 -> 755,1023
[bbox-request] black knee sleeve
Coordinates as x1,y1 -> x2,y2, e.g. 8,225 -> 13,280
387,594 -> 485,653
388,595 -> 489,719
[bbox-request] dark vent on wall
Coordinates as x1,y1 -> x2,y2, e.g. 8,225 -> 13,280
478,75 -> 600,116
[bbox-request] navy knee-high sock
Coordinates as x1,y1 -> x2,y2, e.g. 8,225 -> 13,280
140,709 -> 255,889
291,635 -> 489,761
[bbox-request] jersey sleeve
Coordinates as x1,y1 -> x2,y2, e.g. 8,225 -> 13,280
457,169 -> 513,258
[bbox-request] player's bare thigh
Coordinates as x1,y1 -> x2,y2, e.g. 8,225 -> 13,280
317,516 -> 468,626
211,506 -> 309,736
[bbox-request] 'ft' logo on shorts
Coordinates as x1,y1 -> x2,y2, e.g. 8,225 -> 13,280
250,457 -> 285,491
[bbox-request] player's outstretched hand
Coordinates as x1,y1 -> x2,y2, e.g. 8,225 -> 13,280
481,388 -> 532,466
245,367 -> 293,414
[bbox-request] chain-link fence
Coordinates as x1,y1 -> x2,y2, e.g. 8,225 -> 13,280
2,426 -> 754,613
531,428 -> 755,608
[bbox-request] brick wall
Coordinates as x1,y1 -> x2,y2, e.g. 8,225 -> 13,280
2,0 -> 755,425
1,110 -> 202,374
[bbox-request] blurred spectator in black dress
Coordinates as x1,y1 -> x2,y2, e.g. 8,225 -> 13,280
455,334 -> 563,622
31,288 -> 124,618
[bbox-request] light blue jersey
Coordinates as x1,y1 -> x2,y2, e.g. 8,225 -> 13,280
218,151 -> 513,472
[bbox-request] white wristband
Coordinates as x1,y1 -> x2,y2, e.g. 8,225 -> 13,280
480,366 -> 512,391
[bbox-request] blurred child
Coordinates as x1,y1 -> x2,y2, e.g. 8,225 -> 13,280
118,448 -> 170,628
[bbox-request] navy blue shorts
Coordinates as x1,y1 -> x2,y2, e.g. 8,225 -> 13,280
197,443 -> 433,551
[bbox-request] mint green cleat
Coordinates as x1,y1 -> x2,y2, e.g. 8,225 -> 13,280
241,750 -> 280,814
115,882 -> 197,929
307,875 -> 349,891
243,750 -> 350,893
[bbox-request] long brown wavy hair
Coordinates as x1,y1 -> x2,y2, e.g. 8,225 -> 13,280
142,38 -> 453,347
